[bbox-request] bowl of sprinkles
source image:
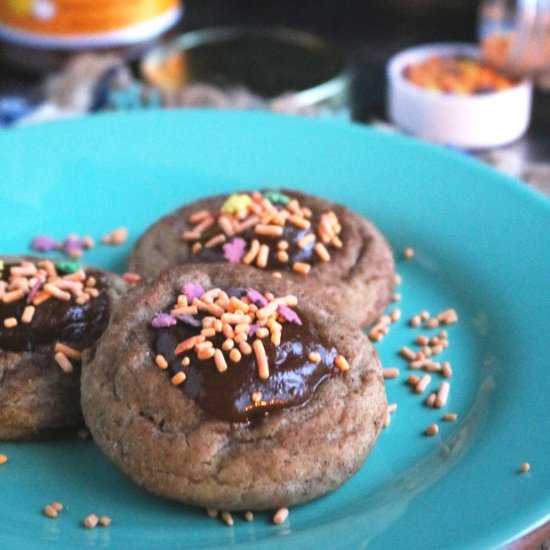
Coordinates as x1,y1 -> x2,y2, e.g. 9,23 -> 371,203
386,43 -> 533,148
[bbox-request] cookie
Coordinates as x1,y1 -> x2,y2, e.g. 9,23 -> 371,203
128,190 -> 395,328
81,263 -> 387,511
0,257 -> 126,441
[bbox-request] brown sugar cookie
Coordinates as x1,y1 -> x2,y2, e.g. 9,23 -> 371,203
81,263 -> 387,511
0,256 -> 126,441
128,190 -> 395,328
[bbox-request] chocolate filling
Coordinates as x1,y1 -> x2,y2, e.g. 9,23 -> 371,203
193,222 -> 317,270
0,263 -> 109,353
154,305 -> 339,423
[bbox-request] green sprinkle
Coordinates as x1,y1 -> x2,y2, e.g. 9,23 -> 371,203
55,261 -> 81,274
263,191 -> 290,205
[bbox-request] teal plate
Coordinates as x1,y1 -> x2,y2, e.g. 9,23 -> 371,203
0,111 -> 549,549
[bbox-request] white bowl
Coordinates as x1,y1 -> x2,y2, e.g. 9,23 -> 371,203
386,43 -> 533,149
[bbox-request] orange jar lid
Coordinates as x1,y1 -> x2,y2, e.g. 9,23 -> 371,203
0,0 -> 182,48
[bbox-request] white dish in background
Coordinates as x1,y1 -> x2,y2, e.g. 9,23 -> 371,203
386,43 -> 533,149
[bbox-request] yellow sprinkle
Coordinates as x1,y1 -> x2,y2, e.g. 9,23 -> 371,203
220,194 -> 252,214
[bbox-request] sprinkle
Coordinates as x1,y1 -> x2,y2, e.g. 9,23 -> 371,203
44,505 -> 58,518
287,214 -> 311,230
251,391 -> 262,403
83,514 -> 99,529
221,194 -> 252,214
308,351 -> 321,363
437,308 -> 459,325
435,381 -> 450,408
277,304 -> 302,325
229,348 -> 242,363
255,224 -> 284,237
181,357 -> 190,367
383,368 -> 400,379
441,361 -> 453,378
292,261 -> 311,275
222,237 -> 247,264
54,351 -> 74,373
335,355 -> 350,372
31,235 -> 58,252
221,511 -> 234,526
214,349 -> 228,373
243,239 -> 260,265
174,336 -> 204,354
204,233 -> 227,249
277,240 -> 289,250
171,371 -> 186,385
426,318 -> 440,329
189,210 -> 212,224
415,374 -> 432,394
425,423 -> 439,436
54,343 -> 82,361
273,507 -> 289,525
206,508 -> 218,519
519,462 -> 530,473
0,454 -> 7,465
3,317 -> 17,328
103,227 -> 128,245
246,288 -> 269,307
182,282 -> 205,304
407,374 -> 420,386
443,413 -> 458,422
313,242 -> 331,262
99,516 -> 112,527
151,313 -> 177,328
425,393 -> 437,407
2,289 -> 25,303
44,283 -> 71,301
256,244 -> 270,268
263,191 -> 290,205
123,272 -> 141,284
244,511 -> 254,522
253,339 -> 269,380
409,315 -> 422,328
155,354 -> 169,370
403,247 -> 414,259
400,346 -> 416,361
297,233 -> 316,249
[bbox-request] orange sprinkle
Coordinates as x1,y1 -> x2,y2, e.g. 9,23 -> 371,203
292,261 -> 311,275
255,224 -> 284,237
256,244 -> 270,268
54,351 -> 74,374
155,354 -> 169,370
273,507 -> 289,525
443,412 -> 458,422
403,247 -> 414,259
192,242 -> 202,254
277,240 -> 289,251
253,339 -> 269,380
54,343 -> 82,361
99,516 -> 112,527
175,335 -> 204,354
0,454 -> 8,465
277,250 -> 289,263
306,351 -> 324,365
519,462 -> 531,473
44,504 -> 58,518
415,374 -> 432,394
222,339 -> 234,351
288,214 -> 311,230
435,381 -> 450,408
270,329 -> 281,346
2,289 -> 25,303
83,514 -> 99,529
243,239 -> 260,265
214,349 -> 228,373
297,233 -> 316,249
204,233 -> 227,249
335,355 -> 350,372
171,371 -> 186,385
314,242 -> 331,262
43,283 -> 71,301
425,423 -> 439,436
3,317 -> 17,328
229,348 -> 242,363
383,367 -> 400,379
181,357 -> 190,367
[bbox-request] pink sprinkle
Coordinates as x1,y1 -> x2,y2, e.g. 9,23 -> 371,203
31,235 -> 58,252
182,282 -> 205,303
277,304 -> 302,325
27,278 -> 44,303
246,288 -> 268,307
177,314 -> 201,328
151,313 -> 177,328
222,237 -> 247,264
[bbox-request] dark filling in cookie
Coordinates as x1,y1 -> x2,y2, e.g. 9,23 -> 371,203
155,316 -> 338,423
0,263 -> 109,353
195,223 -> 315,269
181,192 -> 343,275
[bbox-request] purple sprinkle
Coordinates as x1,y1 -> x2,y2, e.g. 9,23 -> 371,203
27,278 -> 44,303
248,323 -> 259,337
277,304 -> 302,325
182,282 -> 205,304
222,237 -> 247,264
151,313 -> 177,328
31,235 -> 58,252
246,288 -> 268,307
177,314 -> 201,328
